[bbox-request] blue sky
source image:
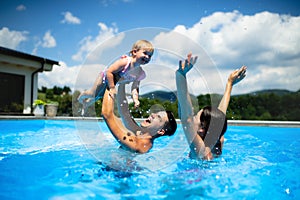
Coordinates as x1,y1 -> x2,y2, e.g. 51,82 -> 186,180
1,0 -> 300,95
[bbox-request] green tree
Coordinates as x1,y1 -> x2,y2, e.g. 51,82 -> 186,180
45,89 -> 54,99
36,86 -> 300,121
63,86 -> 72,94
53,86 -> 63,95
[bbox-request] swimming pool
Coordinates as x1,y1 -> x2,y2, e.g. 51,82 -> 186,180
0,119 -> 299,199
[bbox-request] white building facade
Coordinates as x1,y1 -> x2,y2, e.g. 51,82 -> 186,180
0,46 -> 59,115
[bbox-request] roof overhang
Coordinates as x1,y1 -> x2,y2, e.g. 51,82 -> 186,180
0,46 -> 60,71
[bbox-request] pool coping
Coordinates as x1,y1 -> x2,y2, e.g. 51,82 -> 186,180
1,116 -> 300,127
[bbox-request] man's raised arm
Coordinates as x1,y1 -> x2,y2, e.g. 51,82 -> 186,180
116,83 -> 141,133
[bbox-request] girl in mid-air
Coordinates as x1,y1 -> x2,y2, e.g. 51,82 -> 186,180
78,40 -> 154,114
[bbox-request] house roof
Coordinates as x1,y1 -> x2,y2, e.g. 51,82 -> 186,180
0,46 -> 59,66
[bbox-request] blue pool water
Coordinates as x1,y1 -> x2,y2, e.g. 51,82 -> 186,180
0,119 -> 299,200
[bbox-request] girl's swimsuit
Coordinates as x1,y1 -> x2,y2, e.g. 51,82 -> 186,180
95,55 -> 146,100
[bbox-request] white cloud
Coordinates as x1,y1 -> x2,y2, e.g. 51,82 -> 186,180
42,31 -> 56,48
171,11 -> 300,67
32,31 -> 56,55
240,65 -> 300,92
40,11 -> 300,96
61,11 -> 81,24
156,11 -> 300,94
39,23 -> 126,94
39,61 -> 79,91
39,61 -> 107,94
32,40 -> 41,55
16,4 -> 26,11
0,27 -> 27,49
72,22 -> 122,62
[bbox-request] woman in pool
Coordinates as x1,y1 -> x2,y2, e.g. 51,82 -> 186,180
78,39 -> 154,115
176,53 -> 247,160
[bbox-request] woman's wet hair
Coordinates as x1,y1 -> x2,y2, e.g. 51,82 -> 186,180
199,106 -> 227,153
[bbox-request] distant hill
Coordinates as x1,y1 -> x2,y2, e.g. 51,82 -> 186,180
140,91 -> 178,102
248,89 -> 296,96
140,89 -> 298,102
131,88 -> 299,120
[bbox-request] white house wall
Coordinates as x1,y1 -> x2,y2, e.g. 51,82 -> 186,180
0,47 -> 58,115
0,62 -> 38,113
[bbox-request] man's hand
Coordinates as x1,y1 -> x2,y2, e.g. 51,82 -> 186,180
109,87 -> 117,98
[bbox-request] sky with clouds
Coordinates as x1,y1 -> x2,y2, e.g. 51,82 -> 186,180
1,0 -> 300,95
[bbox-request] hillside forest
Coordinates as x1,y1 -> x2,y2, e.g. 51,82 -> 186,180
31,86 -> 300,121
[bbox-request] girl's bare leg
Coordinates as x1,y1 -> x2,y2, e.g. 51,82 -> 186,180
78,73 -> 105,104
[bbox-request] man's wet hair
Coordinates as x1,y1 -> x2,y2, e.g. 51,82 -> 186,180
163,111 -> 177,136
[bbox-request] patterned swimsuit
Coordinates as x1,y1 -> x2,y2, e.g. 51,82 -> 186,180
96,55 -> 146,100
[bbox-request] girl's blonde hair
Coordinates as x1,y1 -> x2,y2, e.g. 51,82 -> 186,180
130,40 -> 154,55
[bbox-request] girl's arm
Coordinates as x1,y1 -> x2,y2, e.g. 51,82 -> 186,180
116,83 -> 142,133
131,81 -> 140,108
131,67 -> 145,108
106,58 -> 129,95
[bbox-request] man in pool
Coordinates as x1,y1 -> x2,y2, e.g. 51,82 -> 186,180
101,82 -> 177,153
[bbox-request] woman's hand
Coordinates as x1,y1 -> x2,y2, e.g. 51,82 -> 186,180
177,53 -> 198,76
228,65 -> 247,85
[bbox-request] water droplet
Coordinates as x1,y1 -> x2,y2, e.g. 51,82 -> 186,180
285,188 -> 290,194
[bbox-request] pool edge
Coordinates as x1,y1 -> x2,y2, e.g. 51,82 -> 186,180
0,116 -> 300,127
